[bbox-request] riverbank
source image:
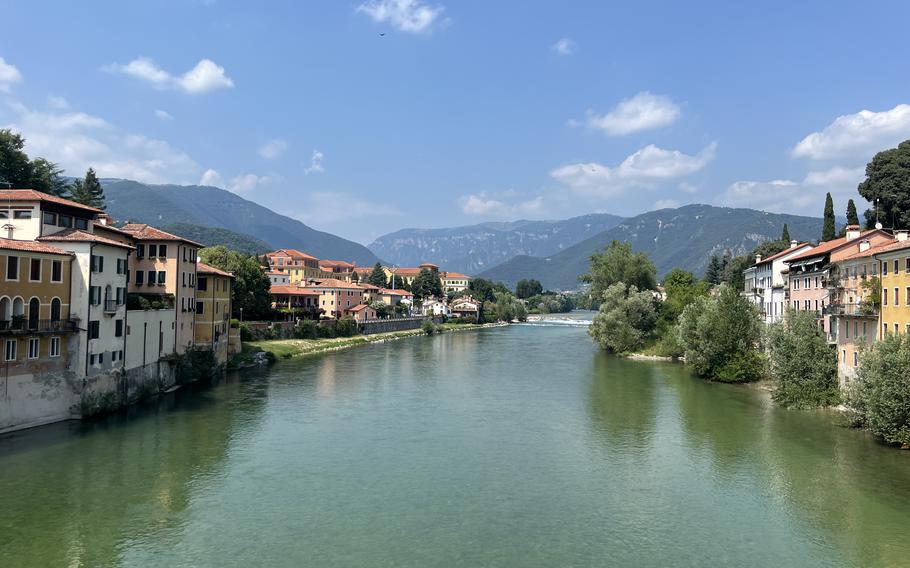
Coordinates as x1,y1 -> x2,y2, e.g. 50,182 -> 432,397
233,322 -> 507,365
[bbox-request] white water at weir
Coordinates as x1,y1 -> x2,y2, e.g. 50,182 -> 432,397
522,311 -> 594,327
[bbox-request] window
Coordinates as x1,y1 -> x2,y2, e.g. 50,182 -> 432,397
158,271 -> 166,284
159,245 -> 167,258
116,287 -> 125,304
115,319 -> 123,337
43,212 -> 56,225
148,244 -> 157,258
99,353 -> 104,365
58,214 -> 72,227
5,339 -> 16,361
198,276 -> 208,291
196,301 -> 204,314
895,288 -> 900,307
182,272 -> 186,287
50,336 -> 60,357
147,270 -> 156,285
896,324 -> 900,335
884,289 -> 889,306
88,320 -> 100,340
13,210 -> 32,219
6,256 -> 18,280
90,255 -> 104,273
0,210 -> 7,219
51,260 -> 62,282
27,338 -> 39,359
906,258 -> 910,274
89,354 -> 97,365
51,298 -> 61,321
29,258 -> 41,281
895,260 -> 900,274
853,352 -> 858,367
884,262 -> 889,276
116,258 -> 126,274
90,286 -> 101,305
75,218 -> 88,230
135,270 -> 144,285
907,287 -> 910,306
136,244 -> 145,258
845,322 -> 849,339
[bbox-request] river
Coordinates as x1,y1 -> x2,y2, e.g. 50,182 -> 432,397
2,315 -> 909,567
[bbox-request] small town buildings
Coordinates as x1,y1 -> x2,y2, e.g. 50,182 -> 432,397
421,298 -> 451,317
0,189 -> 102,241
119,224 -> 202,354
442,272 -> 472,294
267,270 -> 289,286
450,296 -> 481,319
313,278 -> 365,319
269,284 -> 322,315
746,241 -> 814,324
345,304 -> 376,322
377,288 -> 413,310
195,261 -> 234,364
318,260 -> 356,280
383,262 -> 439,288
874,233 -> 910,340
266,249 -> 324,283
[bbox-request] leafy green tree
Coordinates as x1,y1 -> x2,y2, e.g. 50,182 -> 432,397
846,199 -> 859,226
492,291 -> 527,322
858,140 -> 910,229
468,278 -> 509,303
588,282 -> 658,354
767,309 -> 840,408
860,276 -> 881,314
0,129 -> 71,196
676,284 -> 766,382
367,262 -> 388,287
411,267 -> 443,299
781,223 -> 791,242
847,334 -> 910,446
822,192 -> 836,241
704,254 -> 725,285
28,158 -> 70,197
200,246 -> 272,319
70,168 -> 106,209
515,278 -> 543,299
582,240 -> 657,303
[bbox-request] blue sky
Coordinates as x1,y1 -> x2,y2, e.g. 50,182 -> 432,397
2,0 -> 910,243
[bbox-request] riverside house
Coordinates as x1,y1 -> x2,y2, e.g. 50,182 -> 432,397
314,278 -> 365,319
195,261 -> 234,364
266,249 -> 324,284
746,241 -> 813,325
874,234 -> 910,339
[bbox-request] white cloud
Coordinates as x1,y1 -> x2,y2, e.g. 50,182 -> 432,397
550,142 -> 716,198
677,181 -> 700,194
0,57 -> 22,92
654,199 -> 680,209
458,191 -> 544,217
47,96 -> 69,110
719,166 -> 867,215
199,168 -> 223,186
356,0 -> 444,33
293,191 -> 403,224
586,92 -> 681,136
104,57 -> 234,94
227,173 -> 273,194
4,100 -> 198,183
304,150 -> 325,174
793,104 -> 910,161
258,139 -> 287,159
154,109 -> 173,120
552,38 -> 576,55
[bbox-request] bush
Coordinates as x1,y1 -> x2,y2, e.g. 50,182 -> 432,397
677,284 -> 765,382
847,334 -> 910,446
295,319 -> 318,339
588,282 -> 658,354
335,317 -> 358,337
767,309 -> 840,408
422,319 -> 438,335
176,347 -> 218,384
239,323 -> 254,342
230,318 -> 240,328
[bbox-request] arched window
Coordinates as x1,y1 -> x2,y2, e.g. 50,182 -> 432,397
28,297 -> 40,329
50,298 -> 62,322
12,297 -> 24,317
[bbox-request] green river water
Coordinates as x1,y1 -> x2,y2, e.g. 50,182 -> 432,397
2,316 -> 910,567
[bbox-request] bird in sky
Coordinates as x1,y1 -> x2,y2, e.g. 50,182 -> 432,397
379,32 -> 386,37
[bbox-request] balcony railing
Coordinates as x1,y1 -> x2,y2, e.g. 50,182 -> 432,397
0,319 -> 80,334
104,299 -> 118,314
823,303 -> 879,317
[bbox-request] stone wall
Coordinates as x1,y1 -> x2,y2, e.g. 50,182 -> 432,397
360,317 -> 425,335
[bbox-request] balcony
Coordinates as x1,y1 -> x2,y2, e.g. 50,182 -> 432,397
0,319 -> 80,334
823,303 -> 879,317
104,299 -> 118,314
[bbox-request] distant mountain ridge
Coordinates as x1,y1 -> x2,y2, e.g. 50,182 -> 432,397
368,213 -> 625,275
102,180 -> 380,264
477,204 -> 827,290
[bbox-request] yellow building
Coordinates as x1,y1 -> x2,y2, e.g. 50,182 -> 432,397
875,236 -> 910,337
194,261 -> 234,364
266,249 -> 328,284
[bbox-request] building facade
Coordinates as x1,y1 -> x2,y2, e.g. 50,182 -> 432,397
875,235 -> 910,340
748,241 -> 813,324
195,261 -> 234,364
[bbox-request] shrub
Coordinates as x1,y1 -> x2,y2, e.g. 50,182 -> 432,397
767,309 -> 839,408
847,334 -> 910,446
335,317 -> 358,338
295,319 -> 318,340
421,319 -> 438,335
588,282 -> 658,354
230,318 -> 240,328
176,347 -> 218,384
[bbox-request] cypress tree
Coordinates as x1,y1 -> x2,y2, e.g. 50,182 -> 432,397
71,168 -> 106,210
846,199 -> 859,226
781,223 -> 790,243
822,193 -> 836,241
367,262 -> 388,288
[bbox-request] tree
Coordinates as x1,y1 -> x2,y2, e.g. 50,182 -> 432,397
781,223 -> 791,242
822,192 -> 836,241
70,168 -> 106,209
676,284 -> 766,382
767,309 -> 839,408
704,255 -> 725,285
367,262 -> 388,288
411,268 -> 443,300
589,283 -> 658,354
200,246 -> 272,319
515,278 -> 543,299
846,199 -> 859,226
0,129 -> 70,196
847,334 -> 910,447
468,278 -> 509,303
858,140 -> 910,229
581,240 -> 657,303
28,158 -> 70,197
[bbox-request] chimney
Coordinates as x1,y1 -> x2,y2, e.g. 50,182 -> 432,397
95,213 -> 112,226
859,239 -> 871,252
845,224 -> 861,241
896,230 -> 909,242
790,240 -> 798,249
755,254 -> 762,264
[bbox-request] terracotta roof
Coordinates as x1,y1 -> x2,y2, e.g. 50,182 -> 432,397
319,260 -> 355,269
197,261 -> 234,278
391,268 -> 423,276
266,270 -> 286,275
313,278 -> 364,290
93,223 -> 135,237
357,283 -> 381,290
786,230 -> 887,263
380,288 -> 413,296
838,239 -> 898,261
269,285 -> 321,296
872,239 -> 910,256
267,249 -> 317,260
120,223 -> 203,247
419,262 -> 439,268
38,229 -> 135,250
443,272 -> 472,279
346,304 -> 371,312
0,189 -> 105,214
0,238 -> 74,256
353,267 -> 373,274
755,243 -> 812,266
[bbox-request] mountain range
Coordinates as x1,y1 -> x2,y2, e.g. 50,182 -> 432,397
367,214 -> 625,275
102,180 -> 380,264
478,205 -> 827,290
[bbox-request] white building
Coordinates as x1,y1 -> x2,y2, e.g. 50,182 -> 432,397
749,241 -> 814,324
422,298 -> 451,317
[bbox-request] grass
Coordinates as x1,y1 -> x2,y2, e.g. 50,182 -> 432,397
243,322 -> 500,361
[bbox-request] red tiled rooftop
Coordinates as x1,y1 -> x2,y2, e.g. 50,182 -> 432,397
786,230 -> 887,263
0,189 -> 105,214
0,237 -> 74,256
346,304 -> 371,312
380,288 -> 413,296
38,229 -> 135,250
872,238 -> 910,256
267,249 -> 317,261
319,260 -> 355,268
269,285 -> 321,296
312,278 -> 364,290
197,261 -> 234,278
755,243 -> 812,265
120,223 -> 203,247
838,239 -> 899,261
